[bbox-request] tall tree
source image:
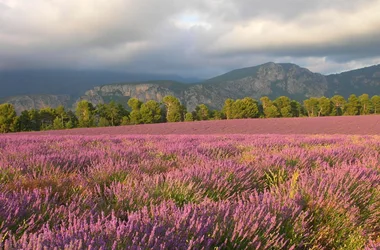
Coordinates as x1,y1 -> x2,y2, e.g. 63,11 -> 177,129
65,110 -> 78,129
55,105 -> 68,128
53,117 -> 65,130
76,100 -> 95,128
140,100 -> 162,124
222,99 -> 234,120
344,94 -> 360,116
0,103 -> 17,133
317,97 -> 332,117
290,100 -> 303,117
232,97 -> 259,119
260,96 -> 279,118
39,107 -> 56,130
163,96 -> 182,122
195,104 -> 210,121
184,112 -> 194,122
330,95 -> 346,116
273,96 -> 292,117
358,94 -> 371,115
371,95 -> 380,114
128,98 -> 143,125
17,110 -> 33,131
211,110 -> 223,120
303,98 -> 319,117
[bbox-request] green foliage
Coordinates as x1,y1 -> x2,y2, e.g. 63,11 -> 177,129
127,98 -> 143,111
121,116 -> 130,125
222,98 -> 234,120
345,94 -> 360,116
184,112 -> 194,122
274,96 -> 292,117
303,97 -> 319,117
96,101 -> 128,126
98,117 -> 111,127
76,100 -> 95,128
4,92 -> 380,134
330,95 -> 346,116
129,110 -> 142,125
371,95 -> 380,114
163,95 -> 182,122
53,117 -> 64,130
39,107 -> 56,130
290,100 -> 304,117
195,104 -> 210,121
358,94 -> 371,115
0,103 -> 17,133
317,97 -> 332,116
231,97 -> 259,119
262,168 -> 288,190
260,96 -> 279,118
211,110 -> 223,120
140,100 -> 162,124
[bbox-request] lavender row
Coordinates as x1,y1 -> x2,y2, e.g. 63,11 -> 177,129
0,135 -> 379,249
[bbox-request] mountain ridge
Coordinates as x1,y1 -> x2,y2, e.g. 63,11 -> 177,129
2,63 -> 380,113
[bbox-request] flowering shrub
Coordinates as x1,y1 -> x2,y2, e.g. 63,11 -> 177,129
0,134 -> 379,249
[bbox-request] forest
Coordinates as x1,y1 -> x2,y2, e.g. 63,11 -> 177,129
0,94 -> 379,133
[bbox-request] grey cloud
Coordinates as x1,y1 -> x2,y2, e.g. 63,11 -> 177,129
0,0 -> 379,77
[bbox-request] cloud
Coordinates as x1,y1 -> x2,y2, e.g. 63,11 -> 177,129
0,0 -> 379,77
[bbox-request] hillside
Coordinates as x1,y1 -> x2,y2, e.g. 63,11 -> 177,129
2,63 -> 380,112
0,94 -> 73,114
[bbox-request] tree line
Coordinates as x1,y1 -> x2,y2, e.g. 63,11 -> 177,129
0,94 -> 379,133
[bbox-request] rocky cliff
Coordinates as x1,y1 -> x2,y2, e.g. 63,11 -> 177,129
0,95 -> 72,114
80,63 -> 331,111
2,62 -> 380,112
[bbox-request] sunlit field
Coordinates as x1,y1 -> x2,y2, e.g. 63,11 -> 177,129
0,134 -> 379,249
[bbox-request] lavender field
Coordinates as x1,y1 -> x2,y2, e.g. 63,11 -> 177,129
0,134 -> 379,249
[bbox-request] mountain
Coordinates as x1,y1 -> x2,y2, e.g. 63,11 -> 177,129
2,63 -> 380,112
0,94 -> 73,114
326,64 -> 380,97
80,62 -> 331,111
0,70 -> 199,98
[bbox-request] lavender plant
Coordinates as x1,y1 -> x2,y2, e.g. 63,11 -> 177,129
0,134 -> 379,249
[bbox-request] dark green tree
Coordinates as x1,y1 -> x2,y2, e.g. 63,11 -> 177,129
358,94 -> 371,115
344,94 -> 360,116
211,110 -> 223,120
303,98 -> 319,117
222,99 -> 234,120
195,104 -> 210,121
330,95 -> 346,116
55,105 -> 69,128
184,112 -> 194,122
273,96 -> 292,117
65,110 -> 78,129
53,117 -> 64,130
317,97 -> 332,117
290,100 -> 304,117
140,100 -> 162,124
128,98 -> 143,125
0,103 -> 17,133
260,96 -> 279,118
163,96 -> 182,122
76,100 -> 95,128
231,97 -> 259,119
39,107 -> 56,130
371,95 -> 380,114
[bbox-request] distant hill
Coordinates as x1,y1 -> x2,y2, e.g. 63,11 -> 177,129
1,63 -> 380,112
326,64 -> 380,97
0,70 -> 199,98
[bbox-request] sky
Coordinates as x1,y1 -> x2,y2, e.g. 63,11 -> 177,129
0,0 -> 380,78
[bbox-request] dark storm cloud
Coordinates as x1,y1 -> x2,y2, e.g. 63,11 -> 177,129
0,0 -> 379,77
